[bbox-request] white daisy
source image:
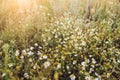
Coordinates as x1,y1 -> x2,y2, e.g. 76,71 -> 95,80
34,43 -> 38,46
43,61 -> 51,68
57,63 -> 61,69
15,50 -> 20,56
24,73 -> 29,79
8,63 -> 13,68
70,74 -> 76,80
30,46 -> 34,50
43,55 -> 48,59
92,58 -> 96,64
2,73 -> 6,77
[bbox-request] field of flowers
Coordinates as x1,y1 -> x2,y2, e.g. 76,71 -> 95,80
0,0 -> 120,80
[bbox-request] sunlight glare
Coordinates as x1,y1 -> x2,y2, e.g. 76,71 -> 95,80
17,0 -> 31,10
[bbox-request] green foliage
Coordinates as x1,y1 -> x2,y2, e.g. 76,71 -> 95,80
0,0 -> 120,80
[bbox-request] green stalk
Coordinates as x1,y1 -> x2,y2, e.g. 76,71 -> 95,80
2,43 -> 10,80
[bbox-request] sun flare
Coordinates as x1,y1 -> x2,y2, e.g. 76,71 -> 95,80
17,0 -> 31,9
17,0 -> 29,5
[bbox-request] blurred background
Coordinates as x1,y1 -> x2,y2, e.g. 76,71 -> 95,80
0,0 -> 120,48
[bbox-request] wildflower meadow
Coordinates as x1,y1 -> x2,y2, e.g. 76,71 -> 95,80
0,0 -> 120,80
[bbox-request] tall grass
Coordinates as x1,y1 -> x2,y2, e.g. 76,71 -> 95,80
0,0 -> 120,80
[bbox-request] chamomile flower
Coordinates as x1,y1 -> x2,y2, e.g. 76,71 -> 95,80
43,61 -> 51,68
68,71 -> 71,74
81,61 -> 87,66
43,55 -> 48,59
30,46 -> 34,50
66,65 -> 70,69
29,58 -> 32,62
81,41 -> 86,46
15,50 -> 20,56
70,74 -> 76,80
57,63 -> 61,69
8,63 -> 13,68
73,60 -> 77,65
117,60 -> 120,63
89,68 -> 94,73
2,73 -> 6,77
37,51 -> 41,55
94,77 -> 101,80
34,43 -> 38,46
22,50 -> 27,55
39,46 -> 42,49
86,59 -> 90,63
20,55 -> 24,59
27,51 -> 34,56
33,64 -> 38,69
85,76 -> 92,80
24,73 -> 29,79
92,58 -> 96,64
74,54 -> 78,57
